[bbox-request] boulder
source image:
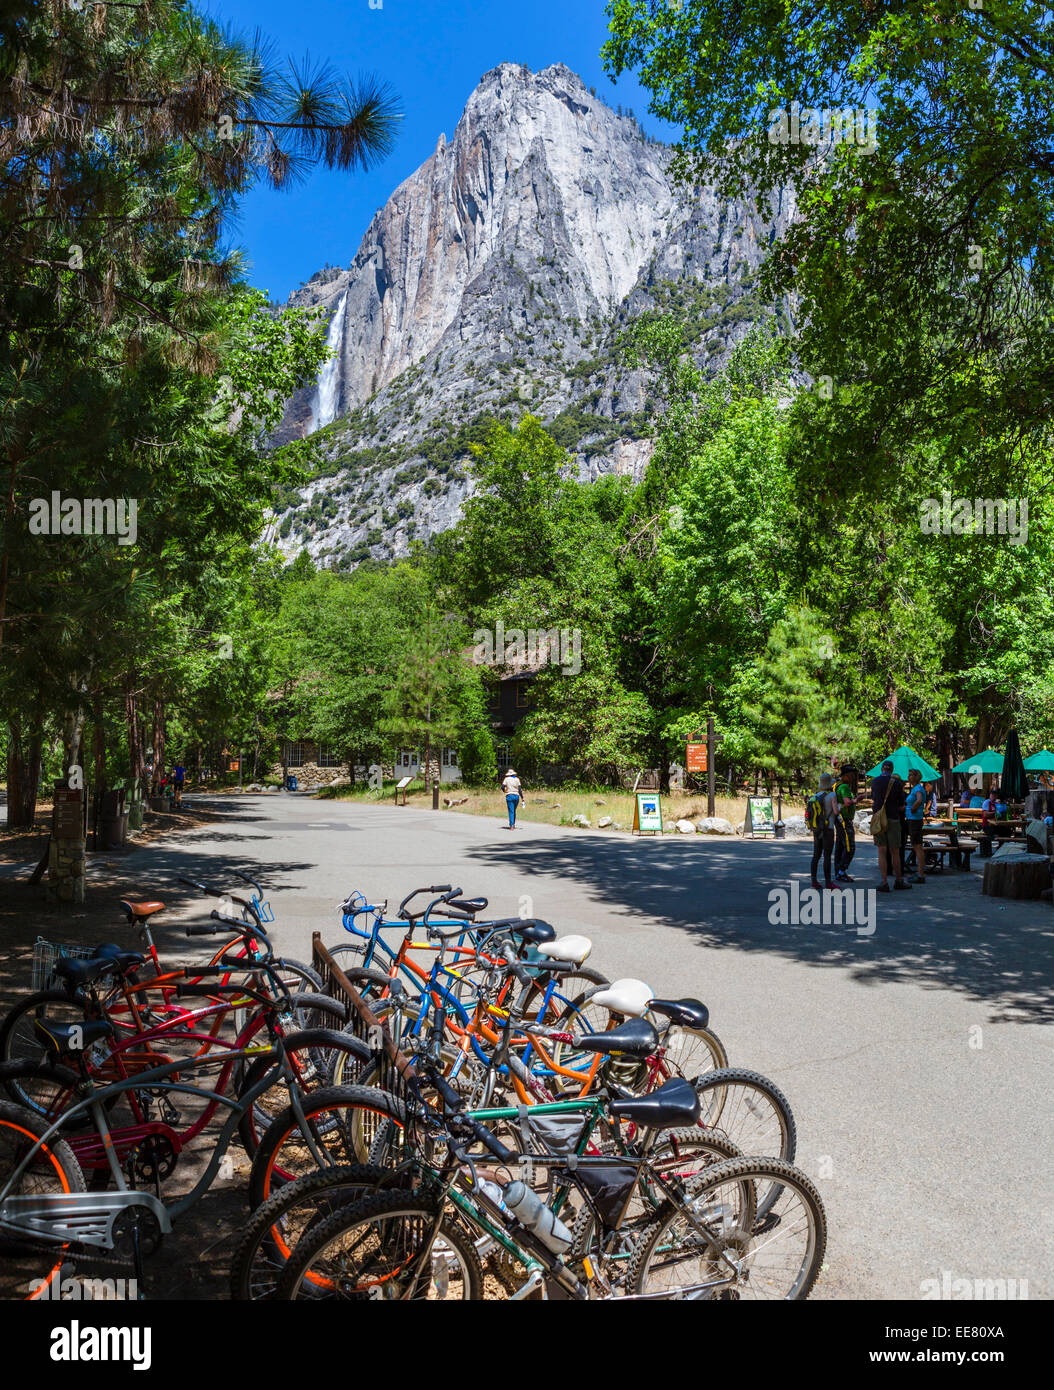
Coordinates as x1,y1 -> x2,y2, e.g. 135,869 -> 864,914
694,817 -> 735,836
782,814 -> 809,835
594,799 -> 607,806
571,813 -> 590,828
598,816 -> 613,828
676,819 -> 697,834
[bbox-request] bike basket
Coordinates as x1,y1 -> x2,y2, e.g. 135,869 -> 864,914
516,1109 -> 590,1157
32,937 -> 96,992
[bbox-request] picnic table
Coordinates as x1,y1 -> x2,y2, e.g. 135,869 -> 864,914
901,820 -> 980,873
950,808 -> 1029,856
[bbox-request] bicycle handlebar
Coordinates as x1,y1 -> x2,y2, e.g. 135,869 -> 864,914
500,943 -> 533,989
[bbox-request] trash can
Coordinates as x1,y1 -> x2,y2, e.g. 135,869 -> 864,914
286,775 -> 298,791
775,821 -> 786,839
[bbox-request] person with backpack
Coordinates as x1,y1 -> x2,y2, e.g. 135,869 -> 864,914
834,763 -> 858,883
871,759 -> 910,891
905,768 -> 928,883
808,772 -> 838,889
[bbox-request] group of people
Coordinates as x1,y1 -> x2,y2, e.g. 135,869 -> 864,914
809,761 -> 939,892
153,763 -> 186,806
959,785 -> 1009,820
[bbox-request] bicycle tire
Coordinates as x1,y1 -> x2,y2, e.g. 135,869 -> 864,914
236,1029 -> 372,1157
692,1068 -> 796,1218
248,1084 -> 408,1209
229,1161 -> 403,1300
0,1099 -> 87,1300
274,1188 -> 484,1301
628,1156 -> 826,1301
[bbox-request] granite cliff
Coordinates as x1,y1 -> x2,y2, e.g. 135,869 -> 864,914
269,62 -> 796,565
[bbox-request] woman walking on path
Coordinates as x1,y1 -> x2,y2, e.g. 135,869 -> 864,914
502,768 -> 524,829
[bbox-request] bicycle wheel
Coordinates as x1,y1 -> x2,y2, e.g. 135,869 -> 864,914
236,1030 -> 372,1157
692,1069 -> 796,1218
249,1085 -> 408,1208
275,1189 -> 483,1301
526,967 -> 610,1028
229,1162 -> 405,1300
0,1099 -> 87,1300
628,1157 -> 826,1301
0,992 -> 98,1113
658,1022 -> 728,1082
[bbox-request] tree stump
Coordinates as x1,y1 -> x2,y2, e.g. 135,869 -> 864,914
981,853 -> 1050,900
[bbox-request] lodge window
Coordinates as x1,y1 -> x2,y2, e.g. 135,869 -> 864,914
317,745 -> 342,768
514,682 -> 529,709
398,749 -> 417,768
443,748 -> 458,767
285,741 -> 304,768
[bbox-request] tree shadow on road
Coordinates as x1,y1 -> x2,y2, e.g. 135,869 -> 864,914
464,835 -> 1054,1025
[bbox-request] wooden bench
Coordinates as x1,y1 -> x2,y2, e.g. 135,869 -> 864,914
952,839 -> 977,871
905,838 -> 976,873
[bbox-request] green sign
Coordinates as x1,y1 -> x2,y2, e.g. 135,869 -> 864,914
633,792 -> 664,835
747,795 -> 775,836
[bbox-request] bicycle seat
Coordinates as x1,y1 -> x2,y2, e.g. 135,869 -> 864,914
588,978 -> 653,1018
610,1077 -> 701,1129
509,919 -> 556,945
53,956 -> 117,989
449,897 -> 487,914
94,943 -> 146,974
33,1017 -> 114,1059
120,899 -> 165,922
535,934 -> 591,965
648,997 -> 710,1031
576,1017 -> 658,1058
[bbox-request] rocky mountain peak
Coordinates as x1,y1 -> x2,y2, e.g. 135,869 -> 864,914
270,64 -> 794,569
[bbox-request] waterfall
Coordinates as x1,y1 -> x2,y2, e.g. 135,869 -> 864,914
312,291 -> 348,432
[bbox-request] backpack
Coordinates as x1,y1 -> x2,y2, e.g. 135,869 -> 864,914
806,791 -> 829,831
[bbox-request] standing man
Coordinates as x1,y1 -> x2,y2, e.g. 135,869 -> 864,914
871,759 -> 910,891
905,769 -> 927,884
173,761 -> 185,808
834,763 -> 858,883
808,772 -> 837,889
501,768 -> 524,829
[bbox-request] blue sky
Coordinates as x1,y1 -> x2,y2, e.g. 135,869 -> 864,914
202,0 -> 677,302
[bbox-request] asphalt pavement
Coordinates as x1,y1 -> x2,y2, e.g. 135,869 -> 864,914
53,792 -> 1054,1300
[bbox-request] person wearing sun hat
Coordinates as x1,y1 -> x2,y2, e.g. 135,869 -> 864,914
501,767 -> 524,829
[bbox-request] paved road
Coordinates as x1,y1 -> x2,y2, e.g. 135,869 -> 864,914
125,792 -> 1054,1300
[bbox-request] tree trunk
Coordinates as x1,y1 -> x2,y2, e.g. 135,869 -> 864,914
152,698 -> 166,792
92,691 -> 106,789
6,717 -> 43,829
125,679 -> 145,787
982,853 -> 1048,900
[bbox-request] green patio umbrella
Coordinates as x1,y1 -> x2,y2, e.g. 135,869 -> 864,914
1002,730 -> 1029,801
1023,749 -> 1054,772
864,745 -> 941,781
948,748 -> 1004,775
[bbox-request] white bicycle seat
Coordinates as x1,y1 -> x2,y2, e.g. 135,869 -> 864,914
589,978 -> 653,1018
535,934 -> 592,965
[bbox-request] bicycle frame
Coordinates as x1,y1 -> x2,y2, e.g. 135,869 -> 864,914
0,1041 -> 328,1269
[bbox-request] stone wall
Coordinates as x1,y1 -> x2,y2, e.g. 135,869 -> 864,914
48,836 -> 85,904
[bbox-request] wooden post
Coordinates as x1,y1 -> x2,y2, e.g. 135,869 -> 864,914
706,718 -> 717,818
